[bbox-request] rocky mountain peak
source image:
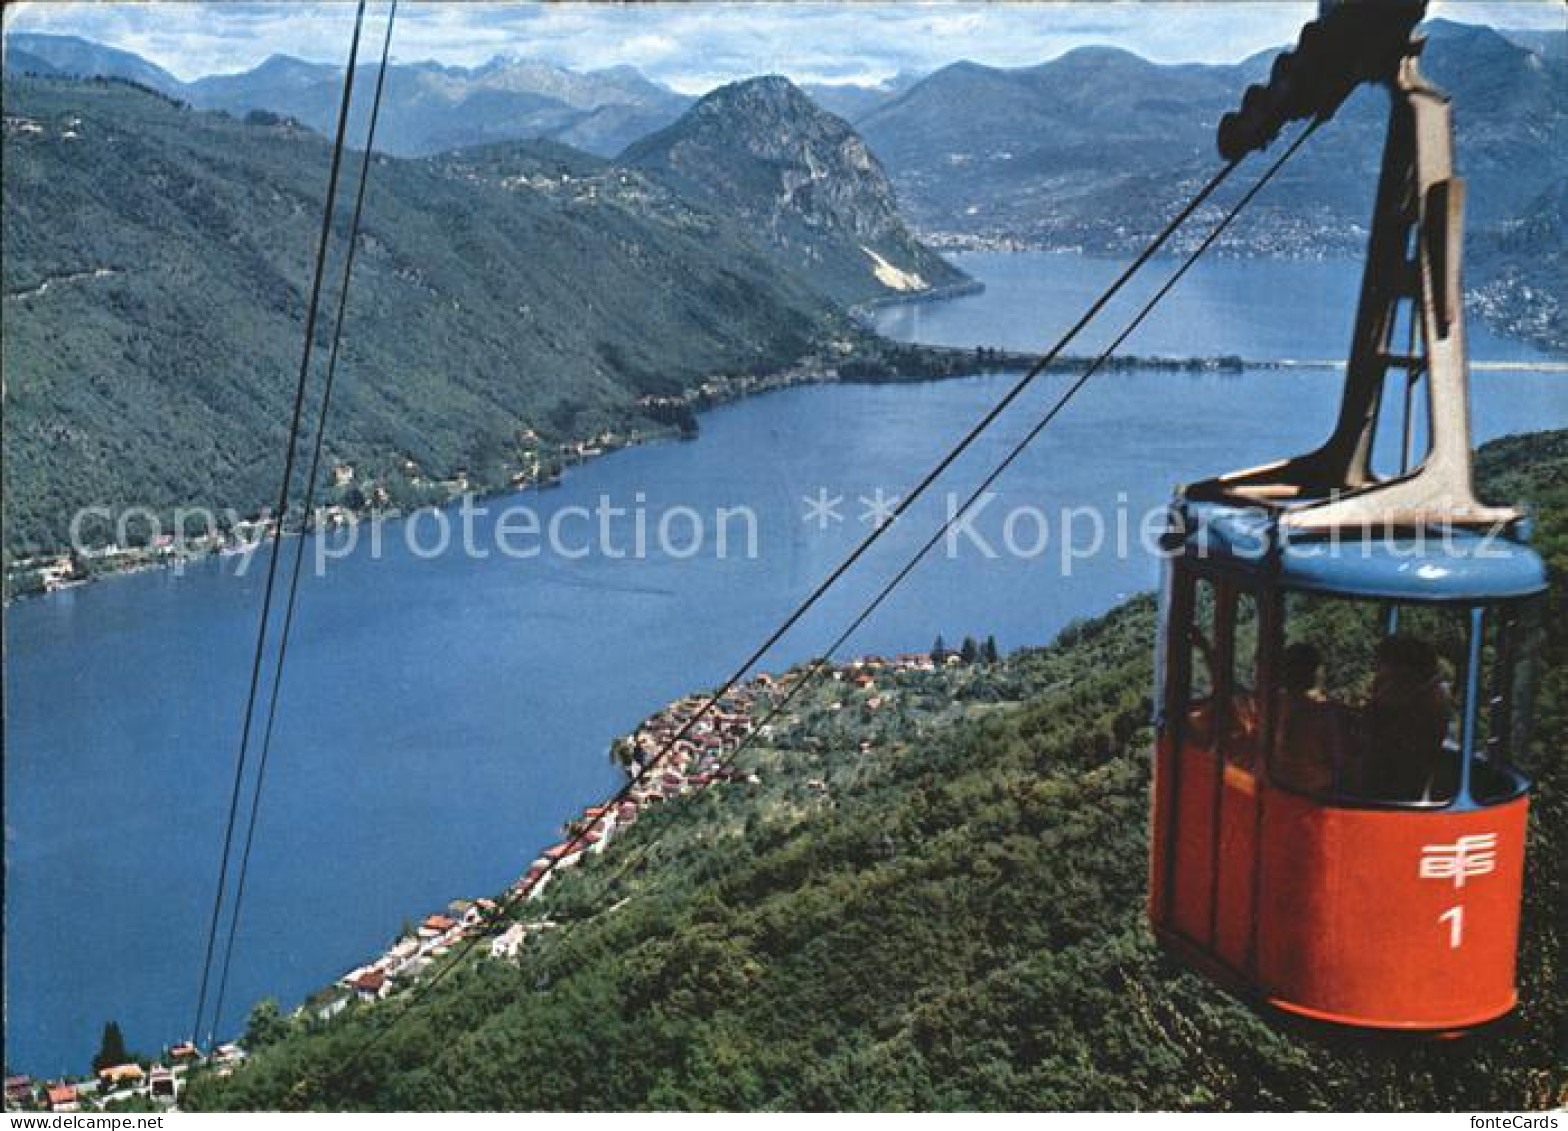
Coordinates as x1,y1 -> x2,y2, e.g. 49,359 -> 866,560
621,74 -> 967,305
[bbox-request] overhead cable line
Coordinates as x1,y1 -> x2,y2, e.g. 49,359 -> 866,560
208,0 -> 401,1046
491,119 -> 1325,971
422,152 -> 1244,907
190,0 -> 370,1051
319,142 -> 1306,1086
596,118 -> 1327,885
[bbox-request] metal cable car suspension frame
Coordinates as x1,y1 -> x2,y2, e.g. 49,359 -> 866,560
1191,0 -> 1513,533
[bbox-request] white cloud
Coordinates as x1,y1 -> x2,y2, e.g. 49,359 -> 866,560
618,33 -> 679,62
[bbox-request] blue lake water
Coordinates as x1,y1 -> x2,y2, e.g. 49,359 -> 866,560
5,252 -> 1564,1075
872,250 -> 1559,363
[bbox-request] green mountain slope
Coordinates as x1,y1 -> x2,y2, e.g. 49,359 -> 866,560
189,428 -> 1567,1112
1,76 -> 853,555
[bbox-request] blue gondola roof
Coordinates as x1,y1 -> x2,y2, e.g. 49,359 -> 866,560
1176,501 -> 1548,601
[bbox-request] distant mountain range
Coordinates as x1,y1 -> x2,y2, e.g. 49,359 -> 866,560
3,33 -> 693,158
0,36 -> 973,309
2,33 -> 182,90
801,72 -> 924,124
839,18 -> 1564,351
8,22 -> 1559,250
855,19 -> 1567,255
1,32 -> 934,158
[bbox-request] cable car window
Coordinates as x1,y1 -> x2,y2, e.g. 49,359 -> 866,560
1226,591 -> 1261,769
1183,576 -> 1218,749
1472,598 -> 1542,804
1189,577 -> 1217,703
1275,592 -> 1532,807
1231,591 -> 1259,695
1271,634 -> 1345,795
1176,577 -> 1261,767
1360,620 -> 1459,804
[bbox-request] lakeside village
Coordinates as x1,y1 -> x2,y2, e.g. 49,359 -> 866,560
4,648 -> 965,1113
2,340 -> 1256,602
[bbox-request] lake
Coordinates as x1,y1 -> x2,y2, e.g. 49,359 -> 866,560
870,250 -> 1559,363
4,251 -> 1564,1075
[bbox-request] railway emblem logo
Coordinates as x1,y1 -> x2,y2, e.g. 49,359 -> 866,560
1419,833 -> 1498,889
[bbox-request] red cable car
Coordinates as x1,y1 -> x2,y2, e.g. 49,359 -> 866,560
1148,2 -> 1549,1034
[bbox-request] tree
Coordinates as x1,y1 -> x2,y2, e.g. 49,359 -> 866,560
931,635 -> 949,664
960,636 -> 980,665
983,635 -> 1001,664
244,998 -> 289,1050
92,1020 -> 129,1073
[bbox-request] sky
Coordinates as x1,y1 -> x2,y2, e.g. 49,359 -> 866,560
2,1 -> 1562,92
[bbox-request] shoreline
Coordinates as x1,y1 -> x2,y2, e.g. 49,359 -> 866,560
846,277 -> 988,316
911,242 -> 1568,358
8,650 -> 948,1102
0,340 -> 1275,604
9,342 -> 1558,605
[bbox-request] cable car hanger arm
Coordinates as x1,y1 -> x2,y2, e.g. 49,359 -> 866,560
1192,0 -> 1519,534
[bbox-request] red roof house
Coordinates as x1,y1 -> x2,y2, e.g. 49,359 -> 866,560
351,968 -> 388,1000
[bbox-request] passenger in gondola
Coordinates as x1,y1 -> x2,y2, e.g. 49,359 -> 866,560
1359,635 -> 1453,802
1272,642 -> 1341,794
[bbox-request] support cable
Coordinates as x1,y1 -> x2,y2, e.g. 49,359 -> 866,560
190,0 -> 368,1052
206,0 -> 400,1046
601,118 -> 1326,890
507,120 -> 1325,973
317,137 -> 1330,1089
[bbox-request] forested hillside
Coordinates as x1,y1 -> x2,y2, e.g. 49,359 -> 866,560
0,76 -> 854,555
190,428 -> 1567,1112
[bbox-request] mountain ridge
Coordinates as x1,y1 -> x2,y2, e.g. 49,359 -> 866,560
2,33 -> 693,158
0,75 -> 856,555
4,32 -> 182,91
857,18 -> 1566,251
623,75 -> 970,307
849,18 -> 1566,350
